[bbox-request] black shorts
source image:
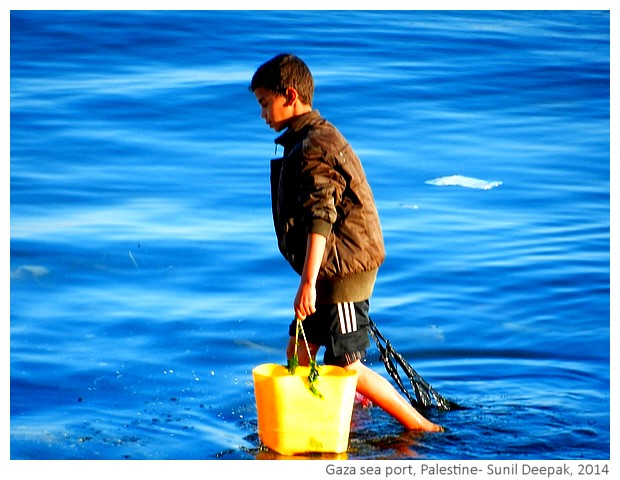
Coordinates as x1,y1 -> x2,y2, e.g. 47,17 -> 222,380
288,300 -> 371,367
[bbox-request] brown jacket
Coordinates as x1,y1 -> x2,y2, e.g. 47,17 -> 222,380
270,110 -> 385,303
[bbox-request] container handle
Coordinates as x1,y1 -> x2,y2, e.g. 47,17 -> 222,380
287,317 -> 323,399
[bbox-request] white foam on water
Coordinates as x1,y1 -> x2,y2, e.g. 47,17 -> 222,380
425,175 -> 503,190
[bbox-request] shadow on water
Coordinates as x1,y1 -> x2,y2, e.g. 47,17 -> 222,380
219,398 -> 459,460
226,392 -> 607,460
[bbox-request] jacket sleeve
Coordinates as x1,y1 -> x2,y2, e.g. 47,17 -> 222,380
299,138 -> 346,238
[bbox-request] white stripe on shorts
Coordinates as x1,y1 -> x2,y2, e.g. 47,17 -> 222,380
337,302 -> 357,334
350,302 -> 357,331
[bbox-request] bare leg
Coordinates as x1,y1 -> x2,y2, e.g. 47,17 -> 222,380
344,360 -> 443,432
286,338 -> 442,432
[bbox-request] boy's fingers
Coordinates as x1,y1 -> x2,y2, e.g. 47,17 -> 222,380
295,303 -> 316,321
294,304 -> 306,320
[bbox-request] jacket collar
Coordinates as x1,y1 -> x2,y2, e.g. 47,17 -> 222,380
275,110 -> 321,148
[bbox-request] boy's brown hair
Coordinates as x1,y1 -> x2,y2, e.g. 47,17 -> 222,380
249,53 -> 314,106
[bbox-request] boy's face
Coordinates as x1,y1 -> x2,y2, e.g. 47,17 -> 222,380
254,87 -> 294,132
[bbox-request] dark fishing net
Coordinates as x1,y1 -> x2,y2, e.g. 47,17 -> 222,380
368,317 -> 461,411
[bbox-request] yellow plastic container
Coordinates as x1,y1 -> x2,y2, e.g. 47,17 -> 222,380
253,363 -> 359,455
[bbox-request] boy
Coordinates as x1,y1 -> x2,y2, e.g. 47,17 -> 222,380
250,53 -> 442,432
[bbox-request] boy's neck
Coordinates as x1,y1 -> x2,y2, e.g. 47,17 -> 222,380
277,111 -> 319,144
292,103 -> 313,117
283,107 -> 314,131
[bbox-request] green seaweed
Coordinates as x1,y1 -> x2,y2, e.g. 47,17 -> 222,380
287,318 -> 323,399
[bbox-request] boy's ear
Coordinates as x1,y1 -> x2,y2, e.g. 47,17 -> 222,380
283,87 -> 298,106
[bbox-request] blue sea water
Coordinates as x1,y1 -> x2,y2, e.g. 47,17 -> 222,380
9,10 -> 610,462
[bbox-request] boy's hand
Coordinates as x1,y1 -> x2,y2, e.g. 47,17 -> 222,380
294,280 -> 316,320
295,232 -> 326,320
